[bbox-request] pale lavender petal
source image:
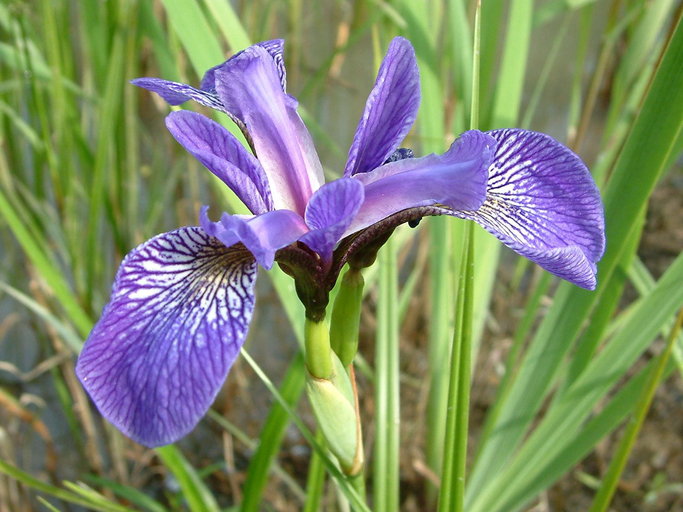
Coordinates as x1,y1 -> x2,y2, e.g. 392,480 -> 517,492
200,207 -> 308,269
344,130 -> 495,235
166,111 -> 273,214
300,178 -> 365,261
215,46 -> 324,215
76,227 -> 257,447
453,129 -> 605,290
344,37 -> 420,176
200,40 -> 287,93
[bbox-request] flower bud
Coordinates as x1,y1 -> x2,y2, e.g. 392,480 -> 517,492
305,353 -> 364,475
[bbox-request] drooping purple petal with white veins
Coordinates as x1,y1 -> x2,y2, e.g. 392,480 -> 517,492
451,128 -> 605,289
344,130 -> 494,236
166,111 -> 273,214
300,178 -> 365,261
201,207 -> 309,269
76,227 -> 257,447
344,37 -> 420,176
215,46 -> 324,215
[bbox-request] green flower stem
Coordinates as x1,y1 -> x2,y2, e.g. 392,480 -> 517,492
305,315 -> 333,380
438,220 -> 475,512
330,267 -> 365,367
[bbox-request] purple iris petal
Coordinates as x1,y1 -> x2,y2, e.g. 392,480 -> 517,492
345,130 -> 495,235
214,46 -> 324,215
453,129 -> 605,290
344,37 -> 420,177
201,39 -> 287,93
131,77 -> 251,139
131,77 -> 225,111
166,111 -> 273,214
200,207 -> 309,269
76,227 -> 257,447
300,178 -> 365,261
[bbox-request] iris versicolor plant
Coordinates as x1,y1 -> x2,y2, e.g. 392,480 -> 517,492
76,37 -> 605,471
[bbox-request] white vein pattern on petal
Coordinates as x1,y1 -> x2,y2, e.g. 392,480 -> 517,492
78,227 -> 257,444
458,129 -> 603,258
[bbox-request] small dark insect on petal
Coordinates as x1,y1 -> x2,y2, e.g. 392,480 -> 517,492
383,147 -> 414,164
383,148 -> 421,227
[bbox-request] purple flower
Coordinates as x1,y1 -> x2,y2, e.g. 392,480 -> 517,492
76,38 -> 604,447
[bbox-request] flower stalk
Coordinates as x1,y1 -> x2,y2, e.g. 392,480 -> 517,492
304,316 -> 333,379
330,267 -> 365,367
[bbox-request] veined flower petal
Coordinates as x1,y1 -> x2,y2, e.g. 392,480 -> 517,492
76,227 -> 257,447
201,207 -> 309,269
215,46 -> 324,215
452,129 -> 605,289
300,178 -> 365,261
131,77 -> 224,109
131,77 -> 251,140
344,130 -> 494,235
166,111 -> 273,214
201,39 -> 287,93
345,37 -> 420,176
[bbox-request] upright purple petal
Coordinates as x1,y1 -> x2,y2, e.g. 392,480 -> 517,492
299,178 -> 365,261
200,40 -> 287,93
344,130 -> 495,235
453,129 -> 605,289
76,227 -> 257,447
201,207 -> 309,269
215,46 -> 324,215
344,37 -> 420,176
166,111 -> 273,214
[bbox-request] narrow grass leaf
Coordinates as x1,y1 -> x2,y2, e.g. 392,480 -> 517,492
159,0 -> 224,72
0,188 -> 91,337
85,475 -> 168,512
588,308 -> 683,512
471,251 -> 683,512
0,459 -> 129,512
374,238 -> 400,512
155,445 -> 220,512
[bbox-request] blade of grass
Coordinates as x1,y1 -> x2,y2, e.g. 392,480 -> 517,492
239,352 -> 306,512
587,307 -> 683,512
471,250 -> 683,511
0,188 -> 91,337
373,237 -> 400,512
158,0 -> 224,73
0,459 -> 129,512
437,220 -> 475,512
84,475 -> 168,512
203,0 -> 251,51
302,430 -> 327,512
155,445 -> 220,512
476,354 -> 678,512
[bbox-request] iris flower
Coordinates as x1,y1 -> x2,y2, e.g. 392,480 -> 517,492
76,37 -> 604,447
